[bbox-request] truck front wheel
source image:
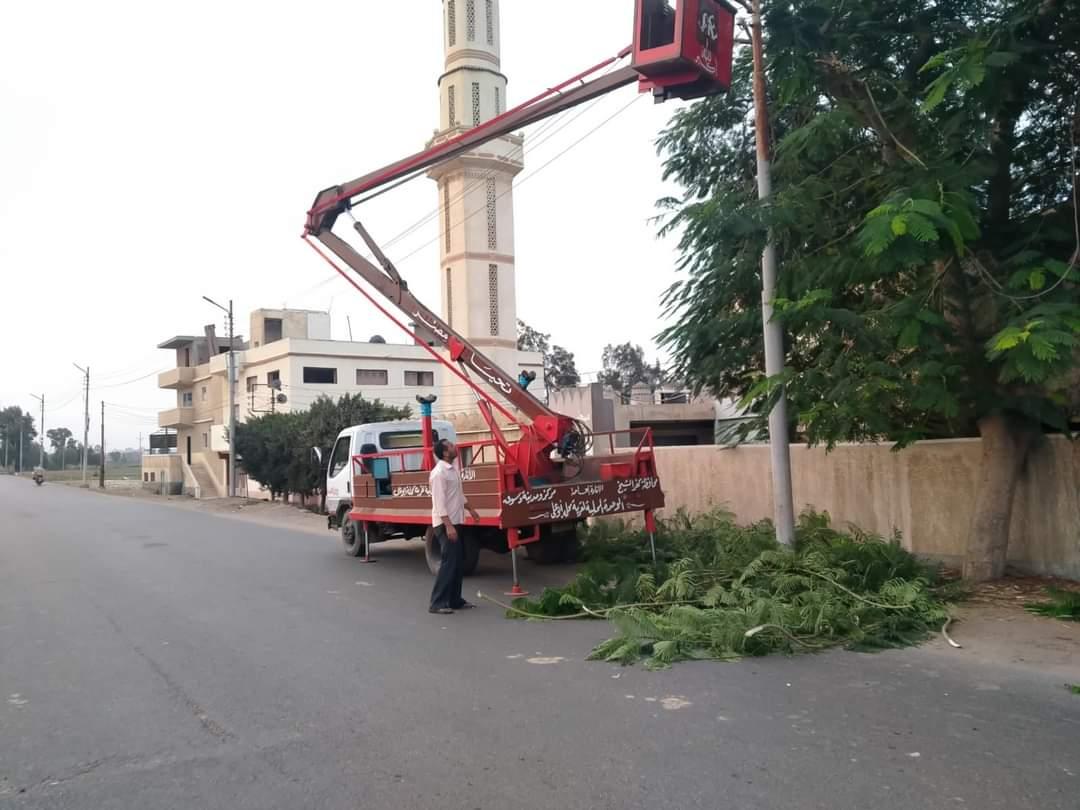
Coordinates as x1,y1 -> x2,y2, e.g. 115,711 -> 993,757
341,514 -> 364,557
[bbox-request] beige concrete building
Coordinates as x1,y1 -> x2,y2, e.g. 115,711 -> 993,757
547,383 -> 735,448
150,306 -> 544,499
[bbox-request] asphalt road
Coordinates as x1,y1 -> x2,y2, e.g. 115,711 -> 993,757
1,476 -> 1077,810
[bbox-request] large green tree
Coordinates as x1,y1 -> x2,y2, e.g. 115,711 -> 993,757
0,406 -> 38,472
47,427 -> 72,470
657,0 -> 1079,580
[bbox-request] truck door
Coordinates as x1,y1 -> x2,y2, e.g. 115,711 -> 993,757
325,433 -> 353,515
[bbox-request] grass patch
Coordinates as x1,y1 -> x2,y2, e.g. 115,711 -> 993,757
1025,588 -> 1080,621
1067,684 -> 1080,696
509,510 -> 953,669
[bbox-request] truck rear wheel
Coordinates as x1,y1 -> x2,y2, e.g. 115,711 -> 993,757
525,530 -> 579,564
424,528 -> 481,577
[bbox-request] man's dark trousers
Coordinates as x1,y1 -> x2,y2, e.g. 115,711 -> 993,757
430,525 -> 465,610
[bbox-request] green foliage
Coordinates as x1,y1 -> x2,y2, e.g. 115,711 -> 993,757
1025,588 -> 1080,621
1067,684 -> 1080,695
234,394 -> 409,504
0,405 -> 41,472
510,510 -> 950,668
657,0 -> 1080,448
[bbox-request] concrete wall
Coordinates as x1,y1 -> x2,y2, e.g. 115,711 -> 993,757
141,455 -> 183,495
650,437 -> 1080,579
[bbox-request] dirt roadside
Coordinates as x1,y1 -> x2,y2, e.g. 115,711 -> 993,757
63,481 -> 1080,686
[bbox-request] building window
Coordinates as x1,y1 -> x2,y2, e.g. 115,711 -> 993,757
466,0 -> 476,41
471,82 -> 481,127
200,385 -> 208,403
246,376 -> 257,393
447,84 -> 456,127
486,0 -> 494,45
182,392 -> 193,407
356,369 -> 389,386
202,433 -> 209,449
405,370 -> 435,387
486,178 -> 497,250
303,367 -> 338,385
264,318 -> 283,343
445,267 -> 453,327
267,370 -> 280,386
447,0 -> 457,46
494,86 -> 501,116
488,264 -> 499,336
183,347 -> 191,367
443,184 -> 452,252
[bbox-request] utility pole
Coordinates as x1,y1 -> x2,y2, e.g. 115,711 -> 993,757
30,393 -> 44,470
18,418 -> 24,475
203,295 -> 237,498
74,363 -> 90,486
98,401 -> 105,489
749,0 -> 796,546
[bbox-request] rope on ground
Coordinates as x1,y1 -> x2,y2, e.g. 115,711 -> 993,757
941,613 -> 962,649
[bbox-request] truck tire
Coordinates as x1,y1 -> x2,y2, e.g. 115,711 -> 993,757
424,528 -> 481,577
341,514 -> 363,557
525,530 -> 578,564
462,534 -> 481,577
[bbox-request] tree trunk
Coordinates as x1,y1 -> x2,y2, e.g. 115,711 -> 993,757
963,413 -> 1035,582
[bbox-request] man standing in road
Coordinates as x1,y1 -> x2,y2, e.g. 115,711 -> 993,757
429,439 -> 480,615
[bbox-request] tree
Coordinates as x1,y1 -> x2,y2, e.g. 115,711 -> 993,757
233,412 -> 303,501
517,319 -> 582,391
598,343 -> 663,403
47,428 -> 72,470
547,345 -> 582,389
656,0 -> 1079,580
0,406 -> 37,472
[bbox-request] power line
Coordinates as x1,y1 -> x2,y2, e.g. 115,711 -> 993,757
285,69 -> 629,304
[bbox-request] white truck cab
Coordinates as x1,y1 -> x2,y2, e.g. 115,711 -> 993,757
325,418 -> 456,523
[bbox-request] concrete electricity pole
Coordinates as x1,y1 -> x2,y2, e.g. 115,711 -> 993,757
203,296 -> 237,498
18,418 -> 23,474
74,363 -> 90,486
747,0 -> 796,546
99,401 -> 107,489
29,393 -> 44,470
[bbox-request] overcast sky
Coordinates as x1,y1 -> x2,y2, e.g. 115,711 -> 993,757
1,1 -> 697,449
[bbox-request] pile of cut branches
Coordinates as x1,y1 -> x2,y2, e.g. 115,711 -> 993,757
507,510 -> 953,668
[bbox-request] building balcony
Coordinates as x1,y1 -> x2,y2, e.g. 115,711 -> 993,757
159,408 -> 195,428
159,367 -> 196,389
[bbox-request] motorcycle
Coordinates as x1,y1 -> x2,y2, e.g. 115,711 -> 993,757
31,467 -> 45,486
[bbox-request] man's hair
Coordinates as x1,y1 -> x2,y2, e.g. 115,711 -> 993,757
434,438 -> 450,461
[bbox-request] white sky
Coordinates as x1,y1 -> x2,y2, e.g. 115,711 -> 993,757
0,1 -> 693,449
